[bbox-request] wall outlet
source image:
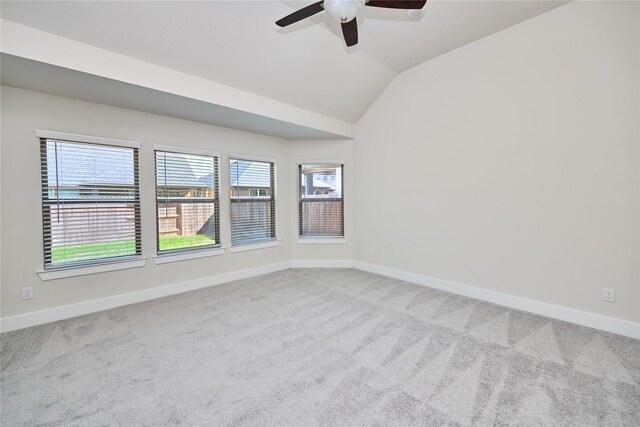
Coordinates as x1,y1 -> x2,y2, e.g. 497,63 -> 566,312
256,249 -> 262,258
368,248 -> 375,257
21,287 -> 34,300
602,288 -> 615,303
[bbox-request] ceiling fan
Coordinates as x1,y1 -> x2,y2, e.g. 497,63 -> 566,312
276,0 -> 427,47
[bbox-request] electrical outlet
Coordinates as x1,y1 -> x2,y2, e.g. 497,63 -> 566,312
256,249 -> 262,258
22,287 -> 34,300
368,248 -> 375,257
602,288 -> 615,303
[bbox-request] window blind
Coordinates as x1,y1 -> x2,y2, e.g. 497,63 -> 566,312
298,164 -> 344,237
40,138 -> 141,268
155,150 -> 220,254
230,158 -> 276,245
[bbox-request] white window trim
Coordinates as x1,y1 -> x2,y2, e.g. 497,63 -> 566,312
38,257 -> 147,281
297,160 -> 345,165
38,130 -> 143,274
298,161 -> 345,239
229,239 -> 280,253
153,144 -> 220,158
35,129 -> 141,148
297,237 -> 347,244
230,153 -> 278,164
154,146 -> 222,257
153,248 -> 225,264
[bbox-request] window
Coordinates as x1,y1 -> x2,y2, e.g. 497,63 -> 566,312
155,149 -> 220,254
39,136 -> 141,269
249,188 -> 268,197
299,164 -> 344,237
230,158 -> 276,245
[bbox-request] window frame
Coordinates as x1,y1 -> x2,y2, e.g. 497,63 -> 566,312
229,155 -> 277,248
153,145 -> 222,257
298,162 -> 345,240
36,129 -> 143,272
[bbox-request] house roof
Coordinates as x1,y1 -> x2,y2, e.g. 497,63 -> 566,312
47,145 -> 215,189
303,178 -> 334,190
229,160 -> 271,188
155,153 -> 214,188
46,140 -> 135,187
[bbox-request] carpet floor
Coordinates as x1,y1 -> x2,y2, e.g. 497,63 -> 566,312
1,268 -> 639,426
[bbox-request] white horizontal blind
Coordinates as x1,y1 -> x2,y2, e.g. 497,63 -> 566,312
40,138 -> 141,268
230,158 -> 276,245
299,164 -> 344,237
155,150 -> 219,254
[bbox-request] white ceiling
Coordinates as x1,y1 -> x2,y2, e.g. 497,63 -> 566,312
0,0 -> 567,124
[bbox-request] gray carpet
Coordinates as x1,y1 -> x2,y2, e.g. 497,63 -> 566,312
1,268 -> 639,426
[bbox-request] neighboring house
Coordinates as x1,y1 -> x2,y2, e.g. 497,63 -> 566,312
48,152 -> 216,240
315,173 -> 337,189
45,142 -> 137,199
49,159 -> 338,199
300,170 -> 337,196
156,154 -> 214,198
48,183 -> 136,199
302,177 -> 335,196
229,160 -> 272,198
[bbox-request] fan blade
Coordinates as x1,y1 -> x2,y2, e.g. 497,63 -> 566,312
341,19 -> 358,47
365,0 -> 426,9
276,1 -> 324,27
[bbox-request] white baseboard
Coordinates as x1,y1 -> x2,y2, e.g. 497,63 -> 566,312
353,261 -> 640,340
290,259 -> 355,268
3,259 -> 639,340
0,261 -> 291,333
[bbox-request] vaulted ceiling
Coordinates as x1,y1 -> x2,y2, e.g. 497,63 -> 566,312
1,0 -> 568,136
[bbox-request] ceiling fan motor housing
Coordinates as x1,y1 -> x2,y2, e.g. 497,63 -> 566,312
275,0 -> 428,47
324,0 -> 365,23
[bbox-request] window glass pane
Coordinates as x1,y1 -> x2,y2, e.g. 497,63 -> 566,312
230,159 -> 276,245
45,141 -> 136,195
155,150 -> 219,254
41,138 -> 141,268
48,205 -> 138,263
299,164 -> 344,237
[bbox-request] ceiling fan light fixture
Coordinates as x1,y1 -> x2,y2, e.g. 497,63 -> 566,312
323,0 -> 365,23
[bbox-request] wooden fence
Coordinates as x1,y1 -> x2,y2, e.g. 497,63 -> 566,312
230,200 -> 274,242
300,200 -> 343,236
47,199 -> 340,247
157,203 -> 215,236
48,202 -> 214,247
48,203 -> 137,246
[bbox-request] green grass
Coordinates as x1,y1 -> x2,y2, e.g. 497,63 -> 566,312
51,240 -> 136,263
51,235 -> 216,263
158,234 -> 216,252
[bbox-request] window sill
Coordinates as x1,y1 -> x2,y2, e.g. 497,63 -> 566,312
38,257 -> 147,281
153,248 -> 225,264
297,237 -> 347,244
229,240 -> 280,253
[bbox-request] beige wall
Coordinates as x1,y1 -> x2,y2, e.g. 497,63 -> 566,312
2,1 -> 638,327
0,86 -> 293,317
0,87 -> 356,319
355,1 -> 639,323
